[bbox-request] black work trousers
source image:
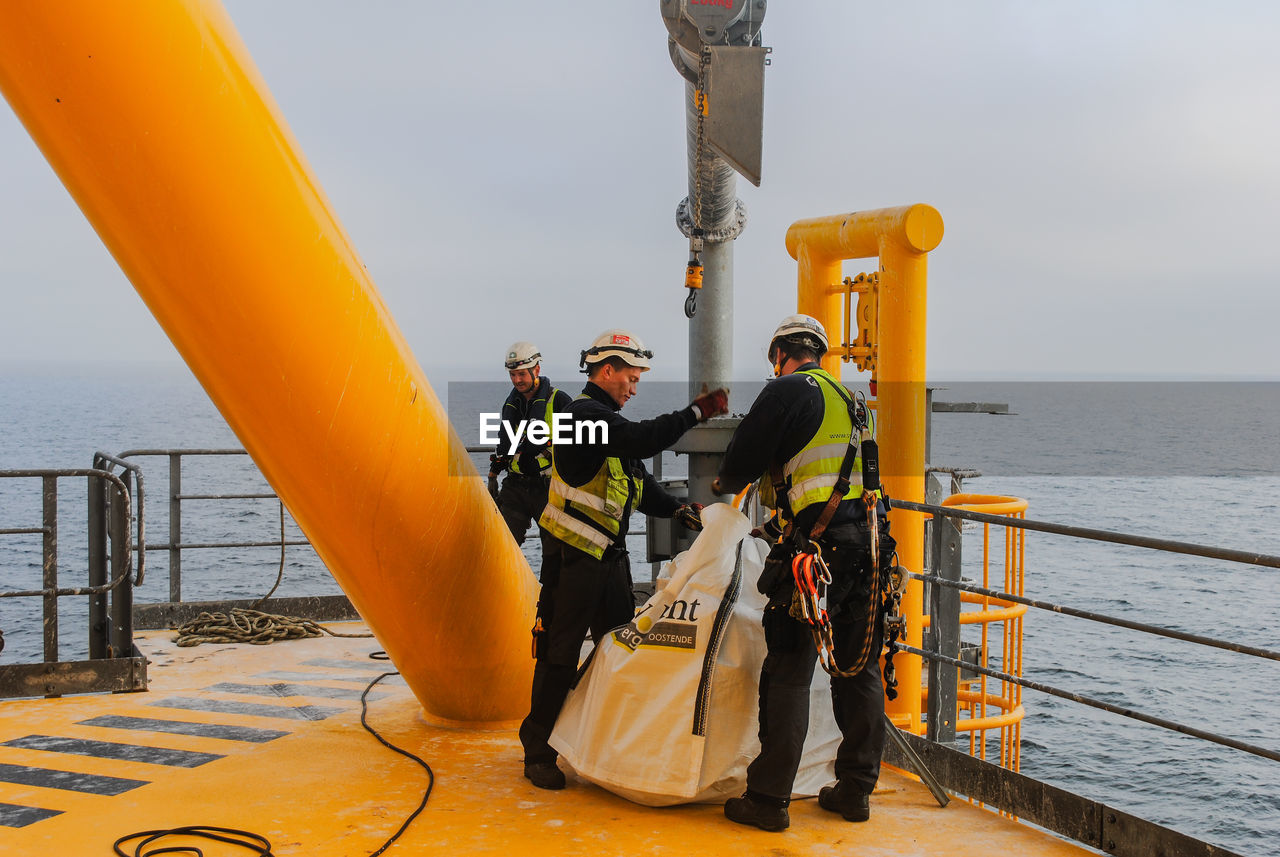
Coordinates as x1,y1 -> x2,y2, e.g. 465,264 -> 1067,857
518,540 -> 635,765
497,473 -> 550,548
746,525 -> 894,802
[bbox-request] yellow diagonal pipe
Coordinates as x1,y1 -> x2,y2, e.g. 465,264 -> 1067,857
786,204 -> 943,732
0,0 -> 535,723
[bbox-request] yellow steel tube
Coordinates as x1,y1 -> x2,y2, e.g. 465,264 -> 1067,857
878,239 -> 928,732
0,1 -> 535,723
922,601 -> 1030,626
793,242 -> 844,376
921,687 -> 1026,732
942,494 -> 1030,516
786,203 -> 943,732
785,204 -> 944,260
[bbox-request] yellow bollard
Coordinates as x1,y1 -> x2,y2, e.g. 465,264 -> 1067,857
786,204 -> 943,732
0,1 -> 536,723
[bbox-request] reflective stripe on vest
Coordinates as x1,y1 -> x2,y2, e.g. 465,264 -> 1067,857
539,414 -> 644,560
540,504 -> 613,555
509,388 -> 558,476
775,368 -> 872,515
548,474 -> 622,518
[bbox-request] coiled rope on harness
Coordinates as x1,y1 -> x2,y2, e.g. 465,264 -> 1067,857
789,489 -> 892,680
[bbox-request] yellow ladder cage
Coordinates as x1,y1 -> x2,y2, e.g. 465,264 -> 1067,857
924,493 -> 1028,773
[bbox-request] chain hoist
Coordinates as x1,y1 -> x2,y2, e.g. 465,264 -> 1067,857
684,47 -> 711,319
881,555 -> 908,700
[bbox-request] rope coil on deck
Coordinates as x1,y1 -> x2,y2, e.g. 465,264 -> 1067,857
174,502 -> 373,646
174,608 -> 370,647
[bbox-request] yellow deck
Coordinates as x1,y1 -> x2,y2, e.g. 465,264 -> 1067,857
0,624 -> 1091,855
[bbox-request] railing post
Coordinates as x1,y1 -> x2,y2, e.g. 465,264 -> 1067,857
41,474 -> 58,664
926,511 -> 962,743
169,452 -> 181,603
109,473 -> 134,657
87,470 -> 108,659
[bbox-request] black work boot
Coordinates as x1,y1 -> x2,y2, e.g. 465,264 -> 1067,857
523,761 -> 566,790
724,793 -> 790,832
818,782 -> 870,822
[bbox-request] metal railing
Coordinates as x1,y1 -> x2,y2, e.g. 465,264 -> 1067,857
889,496 -> 1280,857
110,449 -> 312,604
98,449 -> 354,630
0,468 -> 146,698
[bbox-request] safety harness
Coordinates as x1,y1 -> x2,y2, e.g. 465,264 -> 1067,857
508,382 -> 560,477
769,375 -> 901,688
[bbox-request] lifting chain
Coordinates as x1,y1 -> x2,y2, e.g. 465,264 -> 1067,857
881,553 -> 909,700
684,46 -> 711,319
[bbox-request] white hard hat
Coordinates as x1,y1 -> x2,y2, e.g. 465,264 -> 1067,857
579,329 -> 653,372
504,341 -> 541,371
768,314 -> 828,358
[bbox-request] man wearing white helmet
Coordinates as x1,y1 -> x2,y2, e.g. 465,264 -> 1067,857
710,314 -> 896,831
488,342 -> 572,550
519,328 -> 730,791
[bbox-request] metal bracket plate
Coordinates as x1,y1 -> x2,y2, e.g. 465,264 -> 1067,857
0,654 -> 148,699
705,45 -> 768,186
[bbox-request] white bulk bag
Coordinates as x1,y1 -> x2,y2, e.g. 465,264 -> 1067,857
549,502 -> 840,806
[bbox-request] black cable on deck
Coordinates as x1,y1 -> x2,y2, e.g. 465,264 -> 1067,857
360,654 -> 434,857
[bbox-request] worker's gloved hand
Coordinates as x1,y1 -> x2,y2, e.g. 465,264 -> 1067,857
515,451 -> 541,477
690,386 -> 729,422
489,453 -> 512,476
748,527 -> 767,540
487,474 -> 500,500
675,502 -> 704,532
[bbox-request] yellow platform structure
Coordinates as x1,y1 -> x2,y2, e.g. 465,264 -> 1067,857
0,628 -> 1093,856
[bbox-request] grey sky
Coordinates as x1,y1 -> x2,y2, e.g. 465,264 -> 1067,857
2,1 -> 1278,381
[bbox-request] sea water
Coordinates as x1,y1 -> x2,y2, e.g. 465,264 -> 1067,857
0,367 -> 1276,855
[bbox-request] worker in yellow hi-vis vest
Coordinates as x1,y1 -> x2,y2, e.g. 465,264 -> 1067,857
488,341 -> 573,553
520,328 -> 728,791
712,315 -> 896,832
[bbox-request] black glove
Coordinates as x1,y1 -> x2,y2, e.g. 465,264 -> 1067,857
488,453 -> 512,478
690,386 -> 729,422
516,450 -> 543,478
487,474 -> 500,500
675,502 -> 704,532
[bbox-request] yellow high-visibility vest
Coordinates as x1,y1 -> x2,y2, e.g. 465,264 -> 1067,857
539,401 -> 644,559
509,389 -> 558,476
760,368 -> 877,516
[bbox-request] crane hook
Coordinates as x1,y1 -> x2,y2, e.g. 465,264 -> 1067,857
684,254 -> 703,319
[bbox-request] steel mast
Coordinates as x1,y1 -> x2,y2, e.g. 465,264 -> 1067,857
660,0 -> 768,511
